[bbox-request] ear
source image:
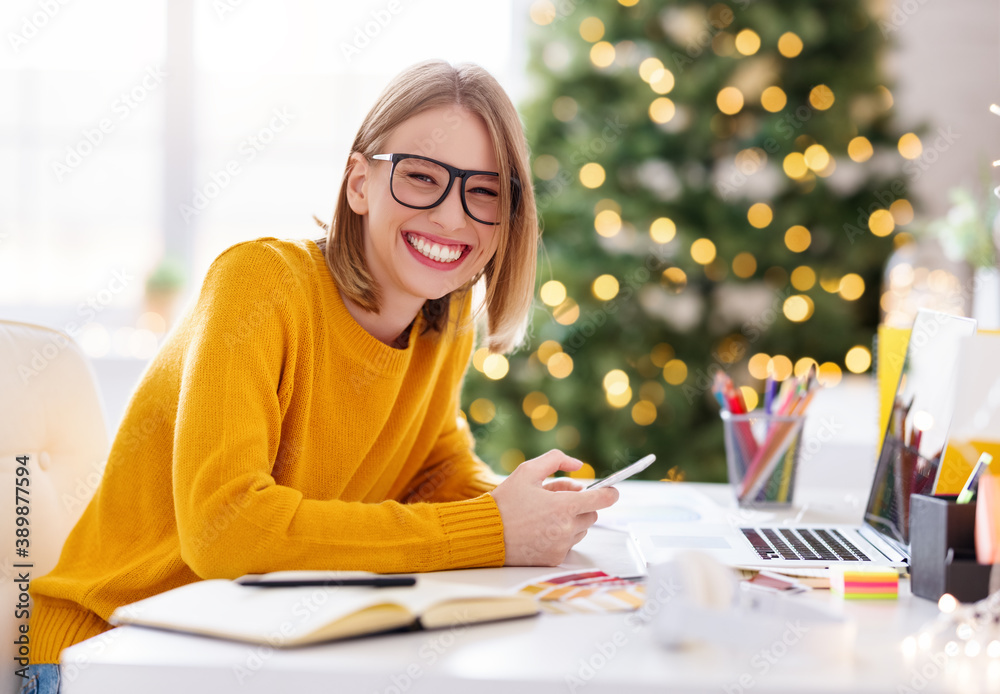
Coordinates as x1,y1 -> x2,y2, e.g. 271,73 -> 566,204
345,152 -> 370,216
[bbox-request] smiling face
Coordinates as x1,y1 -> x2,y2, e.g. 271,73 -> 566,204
347,105 -> 503,307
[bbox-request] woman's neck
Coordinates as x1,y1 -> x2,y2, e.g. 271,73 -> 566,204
338,290 -> 421,348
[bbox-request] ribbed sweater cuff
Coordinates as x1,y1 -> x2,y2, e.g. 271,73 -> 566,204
30,595 -> 113,664
435,493 -> 505,569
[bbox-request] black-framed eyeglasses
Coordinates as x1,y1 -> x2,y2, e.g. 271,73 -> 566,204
371,153 -> 520,226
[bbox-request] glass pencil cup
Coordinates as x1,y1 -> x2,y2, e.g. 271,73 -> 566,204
721,411 -> 806,508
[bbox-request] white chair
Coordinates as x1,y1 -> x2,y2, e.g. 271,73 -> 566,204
0,320 -> 108,694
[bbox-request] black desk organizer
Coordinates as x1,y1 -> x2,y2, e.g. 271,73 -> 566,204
909,494 -> 994,603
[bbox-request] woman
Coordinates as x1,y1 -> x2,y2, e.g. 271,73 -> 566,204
22,60 -> 617,693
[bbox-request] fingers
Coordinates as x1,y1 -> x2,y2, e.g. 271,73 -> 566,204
571,486 -> 620,513
519,449 -> 583,483
542,478 -> 585,492
576,510 -> 598,530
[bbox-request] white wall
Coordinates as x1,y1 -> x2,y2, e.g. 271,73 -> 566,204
881,0 -> 1000,219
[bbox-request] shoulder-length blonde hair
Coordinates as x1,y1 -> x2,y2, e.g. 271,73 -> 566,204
315,60 -> 538,354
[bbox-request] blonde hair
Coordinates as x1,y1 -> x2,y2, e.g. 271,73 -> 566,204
315,60 -> 538,354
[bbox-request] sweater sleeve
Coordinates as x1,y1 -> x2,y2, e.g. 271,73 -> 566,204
400,323 -> 502,504
171,242 -> 504,578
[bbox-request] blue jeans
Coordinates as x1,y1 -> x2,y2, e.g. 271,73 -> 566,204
17,664 -> 60,694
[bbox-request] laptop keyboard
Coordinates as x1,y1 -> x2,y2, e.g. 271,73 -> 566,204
741,528 -> 873,562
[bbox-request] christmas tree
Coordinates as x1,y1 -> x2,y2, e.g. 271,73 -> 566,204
465,0 -> 911,481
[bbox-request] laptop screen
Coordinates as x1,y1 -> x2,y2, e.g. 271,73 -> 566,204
864,309 -> 977,551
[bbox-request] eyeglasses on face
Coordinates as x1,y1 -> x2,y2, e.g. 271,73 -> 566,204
370,153 -> 520,226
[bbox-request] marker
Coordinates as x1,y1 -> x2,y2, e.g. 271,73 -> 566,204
764,376 -> 778,414
237,575 -> 417,588
957,452 -> 994,504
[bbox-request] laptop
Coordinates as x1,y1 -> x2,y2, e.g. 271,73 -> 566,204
630,309 -> 977,569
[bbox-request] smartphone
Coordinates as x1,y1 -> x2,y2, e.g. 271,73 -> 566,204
585,454 -> 656,490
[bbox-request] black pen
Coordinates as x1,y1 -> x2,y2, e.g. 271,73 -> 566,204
236,575 -> 416,588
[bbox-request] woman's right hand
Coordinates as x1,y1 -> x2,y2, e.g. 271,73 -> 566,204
489,450 -> 619,566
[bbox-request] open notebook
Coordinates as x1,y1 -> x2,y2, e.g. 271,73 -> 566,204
109,572 -> 539,646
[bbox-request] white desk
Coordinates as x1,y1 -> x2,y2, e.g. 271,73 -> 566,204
58,479 -> 983,694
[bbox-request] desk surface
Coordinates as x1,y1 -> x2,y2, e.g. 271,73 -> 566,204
59,479 -> 989,694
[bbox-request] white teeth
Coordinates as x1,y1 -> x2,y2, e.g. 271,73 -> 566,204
406,234 -> 463,263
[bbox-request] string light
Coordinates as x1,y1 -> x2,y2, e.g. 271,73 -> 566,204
809,85 -> 835,110
662,359 -> 688,385
748,353 -> 770,380
804,144 -> 831,171
554,298 -> 580,325
650,217 -> 677,243
632,400 -> 657,425
469,398 -> 496,424
547,352 -> 574,378
783,152 -> 808,179
839,273 -> 865,301
869,209 -> 895,236
732,252 -> 757,278
482,354 -> 509,380
580,162 -> 606,188
691,238 -> 717,264
540,280 -> 566,306
768,355 -> 793,380
661,267 -> 687,293
717,86 -> 745,115
761,86 -> 787,112
791,266 -> 816,290
537,340 -> 562,364
579,17 -> 605,42
890,199 -> 914,225
845,346 -> 872,373
552,96 -> 578,122
748,202 -> 773,228
848,136 -> 873,162
898,133 -> 923,159
785,225 -> 811,252
734,29 -> 761,56
739,386 -> 759,410
529,0 -> 556,25
522,391 -> 549,417
649,97 -> 676,124
592,274 -> 620,300
590,41 -> 616,68
639,58 -> 665,82
595,209 -> 622,237
777,32 -> 803,58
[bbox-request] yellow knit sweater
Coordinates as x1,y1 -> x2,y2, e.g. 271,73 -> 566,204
29,237 -> 505,664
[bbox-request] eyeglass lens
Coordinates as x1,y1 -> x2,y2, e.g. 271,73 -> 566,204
391,157 -> 501,224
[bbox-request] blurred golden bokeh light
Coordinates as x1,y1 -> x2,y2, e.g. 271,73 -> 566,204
650,217 -> 677,243
717,86 -> 745,115
777,31 -> 803,58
